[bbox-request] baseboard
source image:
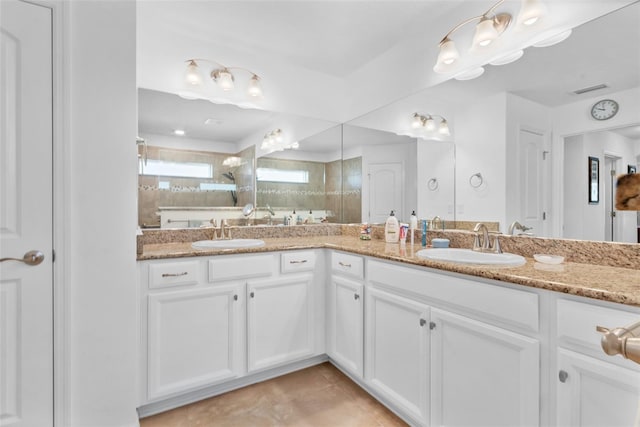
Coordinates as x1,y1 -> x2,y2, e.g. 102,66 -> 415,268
137,354 -> 329,418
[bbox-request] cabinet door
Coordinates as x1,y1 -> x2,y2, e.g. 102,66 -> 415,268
147,285 -> 244,401
557,349 -> 640,427
430,309 -> 540,427
365,287 -> 430,425
328,276 -> 364,378
247,275 -> 314,372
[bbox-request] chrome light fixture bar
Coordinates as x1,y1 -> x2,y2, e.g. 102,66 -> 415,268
434,0 -> 547,74
184,59 -> 263,98
411,113 -> 451,136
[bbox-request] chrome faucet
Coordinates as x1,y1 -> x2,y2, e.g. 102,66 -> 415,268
473,222 -> 502,253
218,219 -> 230,240
597,320 -> 640,365
508,221 -> 533,236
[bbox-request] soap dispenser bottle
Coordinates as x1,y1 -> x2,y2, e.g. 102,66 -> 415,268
409,210 -> 418,245
384,210 -> 400,243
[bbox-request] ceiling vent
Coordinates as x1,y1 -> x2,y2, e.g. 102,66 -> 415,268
572,83 -> 609,95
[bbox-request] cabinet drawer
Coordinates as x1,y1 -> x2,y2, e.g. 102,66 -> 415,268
281,250 -> 316,273
368,260 -> 539,333
209,254 -> 274,282
557,299 -> 640,353
149,261 -> 199,289
331,252 -> 364,280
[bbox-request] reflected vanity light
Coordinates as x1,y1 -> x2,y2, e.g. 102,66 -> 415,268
261,129 -> 299,152
173,129 -> 186,136
434,0 -> 550,76
184,59 -> 263,99
411,113 -> 451,137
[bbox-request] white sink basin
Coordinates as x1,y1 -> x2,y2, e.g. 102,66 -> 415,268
192,239 -> 265,249
416,248 -> 525,266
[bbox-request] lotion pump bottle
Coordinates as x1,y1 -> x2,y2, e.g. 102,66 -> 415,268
384,210 -> 400,243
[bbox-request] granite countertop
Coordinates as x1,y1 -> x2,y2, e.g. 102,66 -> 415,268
139,235 -> 640,307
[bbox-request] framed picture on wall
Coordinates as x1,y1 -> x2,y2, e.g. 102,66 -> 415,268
589,156 -> 599,204
628,165 -> 637,174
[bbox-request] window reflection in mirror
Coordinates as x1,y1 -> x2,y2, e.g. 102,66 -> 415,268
256,124 -> 347,224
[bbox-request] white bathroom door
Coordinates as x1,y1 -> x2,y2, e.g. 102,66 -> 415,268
519,129 -> 546,236
0,1 -> 54,426
369,163 -> 403,223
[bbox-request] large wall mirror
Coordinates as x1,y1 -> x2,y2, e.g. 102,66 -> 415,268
344,1 -> 640,242
137,88 -> 338,228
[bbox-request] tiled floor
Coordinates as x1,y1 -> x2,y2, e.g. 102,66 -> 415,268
140,362 -> 408,427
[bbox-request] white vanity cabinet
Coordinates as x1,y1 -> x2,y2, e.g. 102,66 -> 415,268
327,251 -> 365,379
555,298 -> 640,426
146,284 -> 244,401
247,274 -> 315,372
139,250 -> 324,409
365,287 -> 430,425
366,259 -> 541,427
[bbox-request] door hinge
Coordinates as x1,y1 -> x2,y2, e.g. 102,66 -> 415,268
542,151 -> 549,160
542,212 -> 546,220
52,249 -> 56,263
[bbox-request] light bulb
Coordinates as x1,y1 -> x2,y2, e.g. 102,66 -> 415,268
184,60 -> 203,86
290,141 -> 300,150
411,113 -> 423,129
437,39 -> 459,66
424,117 -> 436,131
472,17 -> 499,48
213,69 -> 235,91
248,74 -> 263,97
439,120 -> 450,136
518,0 -> 546,26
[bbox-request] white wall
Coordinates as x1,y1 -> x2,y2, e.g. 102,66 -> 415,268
417,141 -> 455,222
563,135 -> 585,239
454,92 -> 508,230
139,132 -> 237,153
66,1 -> 138,425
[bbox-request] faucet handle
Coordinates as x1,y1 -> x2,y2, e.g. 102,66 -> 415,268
473,234 -> 482,251
492,235 -> 502,254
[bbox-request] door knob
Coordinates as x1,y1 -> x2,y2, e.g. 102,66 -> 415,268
0,250 -> 45,266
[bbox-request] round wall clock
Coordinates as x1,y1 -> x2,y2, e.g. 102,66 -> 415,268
590,99 -> 619,120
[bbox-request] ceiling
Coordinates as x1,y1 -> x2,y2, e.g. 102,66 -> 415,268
137,0 -> 640,146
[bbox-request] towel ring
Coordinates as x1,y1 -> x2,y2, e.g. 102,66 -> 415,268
469,172 -> 483,188
427,178 -> 439,191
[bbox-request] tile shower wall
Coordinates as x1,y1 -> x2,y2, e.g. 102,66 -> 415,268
324,159 -> 342,222
342,156 -> 362,224
257,157 -> 328,216
138,145 -> 254,227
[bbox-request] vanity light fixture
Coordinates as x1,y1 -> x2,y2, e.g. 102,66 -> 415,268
411,113 -> 451,136
260,129 -> 299,152
434,0 -> 547,75
184,59 -> 263,98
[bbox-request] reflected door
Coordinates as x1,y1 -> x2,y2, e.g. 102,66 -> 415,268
0,1 -> 54,425
519,129 -> 546,236
369,163 -> 402,223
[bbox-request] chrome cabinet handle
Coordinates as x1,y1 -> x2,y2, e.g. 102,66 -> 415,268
161,272 -> 188,278
338,262 -> 352,268
559,370 -> 568,383
289,260 -> 308,264
0,250 -> 45,266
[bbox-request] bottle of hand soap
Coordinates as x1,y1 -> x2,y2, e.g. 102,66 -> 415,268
384,210 -> 400,243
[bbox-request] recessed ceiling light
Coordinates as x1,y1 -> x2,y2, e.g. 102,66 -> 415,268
173,129 -> 185,136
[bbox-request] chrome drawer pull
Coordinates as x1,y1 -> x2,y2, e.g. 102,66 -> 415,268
338,262 -> 352,268
161,272 -> 188,278
289,260 -> 308,264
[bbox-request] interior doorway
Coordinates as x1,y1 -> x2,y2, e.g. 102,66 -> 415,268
604,154 -> 622,242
